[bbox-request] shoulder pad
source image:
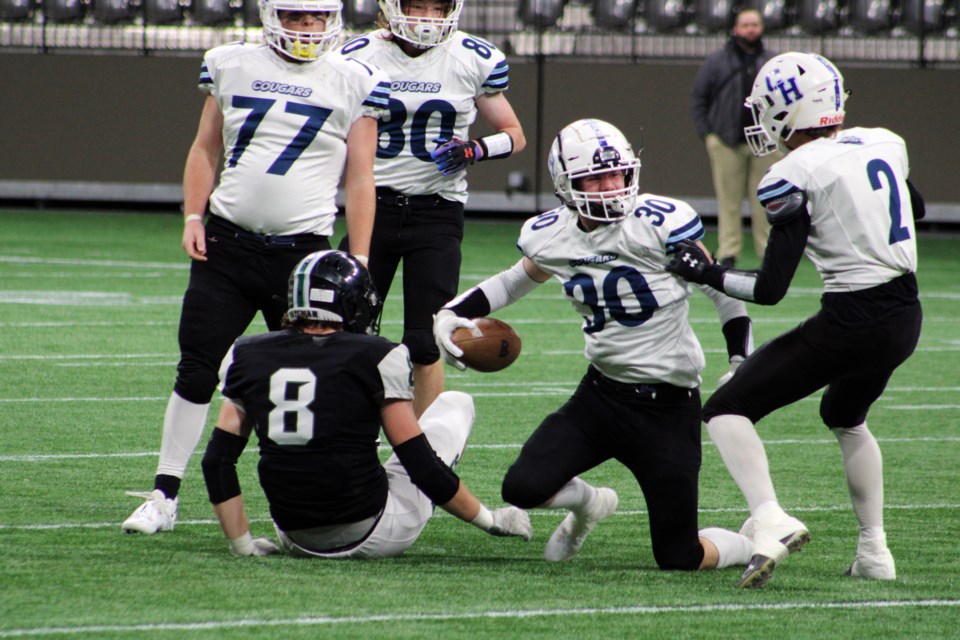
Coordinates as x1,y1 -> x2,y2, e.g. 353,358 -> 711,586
763,190 -> 808,226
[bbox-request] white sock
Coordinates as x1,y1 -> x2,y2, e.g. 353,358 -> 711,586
544,477 -> 597,513
699,527 -> 753,568
706,414 -> 779,514
156,392 -> 211,479
832,423 -> 885,537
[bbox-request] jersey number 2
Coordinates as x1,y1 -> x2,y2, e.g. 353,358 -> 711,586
867,159 -> 910,245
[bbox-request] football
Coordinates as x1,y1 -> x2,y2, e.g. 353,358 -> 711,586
451,317 -> 522,372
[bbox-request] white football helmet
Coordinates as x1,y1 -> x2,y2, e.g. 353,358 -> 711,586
744,51 -> 847,156
379,0 -> 463,48
548,119 -> 641,223
260,0 -> 344,62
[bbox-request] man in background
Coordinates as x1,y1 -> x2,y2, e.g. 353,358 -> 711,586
691,8 -> 776,267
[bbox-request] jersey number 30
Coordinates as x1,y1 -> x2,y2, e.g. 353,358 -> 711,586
564,267 -> 660,334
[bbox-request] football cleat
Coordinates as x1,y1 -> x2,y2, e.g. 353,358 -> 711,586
736,514 -> 810,588
544,487 -> 618,562
121,490 -> 178,534
846,534 -> 896,580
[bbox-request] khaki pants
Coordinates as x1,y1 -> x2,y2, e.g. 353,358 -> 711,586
705,134 -> 777,262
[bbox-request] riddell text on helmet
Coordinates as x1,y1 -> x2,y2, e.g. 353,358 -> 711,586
819,114 -> 845,126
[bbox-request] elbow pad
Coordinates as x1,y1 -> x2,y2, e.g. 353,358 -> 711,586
393,434 -> 460,505
763,190 -> 808,226
201,428 -> 248,505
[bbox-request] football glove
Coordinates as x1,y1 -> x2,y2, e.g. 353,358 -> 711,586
665,240 -> 713,284
717,355 -> 744,388
433,309 -> 480,371
488,507 -> 533,541
431,137 -> 483,176
229,531 -> 280,557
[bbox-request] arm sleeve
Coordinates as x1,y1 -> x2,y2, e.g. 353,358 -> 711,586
445,259 -> 540,317
201,428 -> 249,505
392,434 -> 461,505
705,214 -> 810,305
694,284 -> 753,359
907,179 -> 926,221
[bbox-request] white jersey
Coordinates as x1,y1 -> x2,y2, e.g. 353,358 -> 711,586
757,127 -> 917,292
518,195 -> 707,387
200,43 -> 390,235
339,31 -> 510,203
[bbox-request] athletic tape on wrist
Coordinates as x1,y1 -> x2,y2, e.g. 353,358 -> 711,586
476,132 -> 513,160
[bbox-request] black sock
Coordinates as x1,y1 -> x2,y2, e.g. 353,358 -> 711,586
154,475 -> 182,500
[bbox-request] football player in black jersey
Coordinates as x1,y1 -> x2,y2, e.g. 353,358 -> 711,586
200,251 -> 530,557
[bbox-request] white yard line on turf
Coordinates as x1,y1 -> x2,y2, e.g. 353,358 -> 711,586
0,599 -> 958,637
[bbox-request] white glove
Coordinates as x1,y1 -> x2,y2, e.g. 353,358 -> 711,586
489,506 -> 532,541
229,531 -> 280,557
717,355 -> 745,388
471,505 -> 532,541
433,309 -> 480,371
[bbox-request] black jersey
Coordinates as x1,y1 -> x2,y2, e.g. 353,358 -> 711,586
219,329 -> 414,530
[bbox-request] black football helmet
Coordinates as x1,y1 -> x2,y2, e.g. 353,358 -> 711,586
286,251 -> 382,335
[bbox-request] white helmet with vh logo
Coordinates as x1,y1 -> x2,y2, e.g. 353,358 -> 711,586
744,51 -> 847,156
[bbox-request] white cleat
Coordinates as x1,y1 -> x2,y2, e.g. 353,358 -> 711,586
121,490 -> 178,534
846,535 -> 896,580
544,487 -> 618,562
737,514 -> 810,589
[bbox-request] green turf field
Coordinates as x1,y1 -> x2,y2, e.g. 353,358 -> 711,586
1,210 -> 958,638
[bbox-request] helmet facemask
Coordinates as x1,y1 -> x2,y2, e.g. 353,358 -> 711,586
260,0 -> 344,62
549,119 -> 641,223
379,0 -> 463,48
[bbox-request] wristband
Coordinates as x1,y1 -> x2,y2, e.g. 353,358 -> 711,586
470,504 -> 494,531
228,531 -> 254,556
476,132 -> 514,161
184,214 -> 204,223
353,254 -> 369,267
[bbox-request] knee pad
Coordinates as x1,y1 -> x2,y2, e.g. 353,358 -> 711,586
402,330 -> 440,365
173,366 -> 220,405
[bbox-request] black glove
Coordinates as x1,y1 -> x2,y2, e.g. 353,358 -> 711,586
666,240 -> 714,284
431,137 -> 482,176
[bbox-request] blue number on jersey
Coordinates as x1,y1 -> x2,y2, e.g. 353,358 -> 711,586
228,96 -> 332,176
563,266 -> 659,334
866,158 -> 910,244
633,197 -> 676,226
376,98 -> 457,162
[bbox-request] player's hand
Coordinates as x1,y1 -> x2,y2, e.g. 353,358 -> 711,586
666,240 -> 712,284
717,355 -> 744,388
433,309 -> 479,371
228,532 -> 280,557
430,137 -> 483,176
182,218 -> 207,262
487,507 -> 532,541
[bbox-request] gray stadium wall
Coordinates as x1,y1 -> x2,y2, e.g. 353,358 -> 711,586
1,53 -> 958,217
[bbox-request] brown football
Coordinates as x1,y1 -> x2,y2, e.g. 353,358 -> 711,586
451,317 -> 522,372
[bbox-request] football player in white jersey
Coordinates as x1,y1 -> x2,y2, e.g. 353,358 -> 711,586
668,52 -> 924,588
201,251 -> 531,557
337,0 -> 526,417
433,119 -> 757,572
123,0 -> 392,535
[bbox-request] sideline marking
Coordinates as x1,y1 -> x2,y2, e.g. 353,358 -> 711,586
1,599 -> 958,637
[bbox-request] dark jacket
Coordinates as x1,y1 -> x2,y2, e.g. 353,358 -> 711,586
691,38 -> 775,147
